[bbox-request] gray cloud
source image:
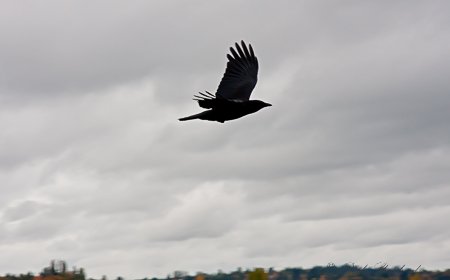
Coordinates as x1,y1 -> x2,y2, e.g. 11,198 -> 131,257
1,0 -> 450,279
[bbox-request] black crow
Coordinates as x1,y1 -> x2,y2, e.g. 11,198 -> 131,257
179,41 -> 271,123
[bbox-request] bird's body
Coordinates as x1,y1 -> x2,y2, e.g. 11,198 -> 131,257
179,99 -> 269,123
179,41 -> 271,123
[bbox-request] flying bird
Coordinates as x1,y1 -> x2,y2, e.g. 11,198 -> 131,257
179,40 -> 271,123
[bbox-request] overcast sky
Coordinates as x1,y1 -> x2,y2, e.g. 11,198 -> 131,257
1,1 -> 450,279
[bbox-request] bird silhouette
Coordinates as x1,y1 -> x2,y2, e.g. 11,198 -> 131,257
179,41 -> 271,123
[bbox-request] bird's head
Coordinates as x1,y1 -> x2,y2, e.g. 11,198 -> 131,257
248,100 -> 272,112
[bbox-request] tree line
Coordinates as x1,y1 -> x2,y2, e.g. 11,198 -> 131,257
2,261 -> 450,280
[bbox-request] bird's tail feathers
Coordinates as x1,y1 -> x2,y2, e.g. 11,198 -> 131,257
178,111 -> 212,121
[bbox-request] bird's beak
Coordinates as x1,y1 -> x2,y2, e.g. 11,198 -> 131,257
265,103 -> 272,107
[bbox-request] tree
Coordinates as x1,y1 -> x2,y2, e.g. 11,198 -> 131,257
249,269 -> 267,280
51,261 -> 56,275
410,274 -> 422,280
62,261 -> 67,274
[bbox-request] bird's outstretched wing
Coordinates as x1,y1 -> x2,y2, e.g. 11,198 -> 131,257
193,91 -> 230,109
215,40 -> 258,101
